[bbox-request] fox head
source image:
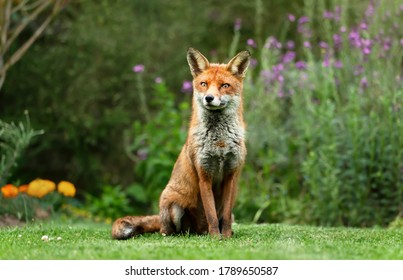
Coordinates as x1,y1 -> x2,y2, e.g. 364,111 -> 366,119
187,48 -> 250,111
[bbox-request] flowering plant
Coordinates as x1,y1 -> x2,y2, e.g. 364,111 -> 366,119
1,184 -> 19,199
236,0 -> 402,227
0,179 -> 77,223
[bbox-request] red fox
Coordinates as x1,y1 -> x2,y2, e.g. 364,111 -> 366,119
112,48 -> 250,239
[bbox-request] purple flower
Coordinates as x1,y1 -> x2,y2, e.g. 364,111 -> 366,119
247,38 -> 257,48
322,53 -> 331,67
400,38 -> 403,46
297,17 -> 311,38
334,6 -> 342,21
272,63 -> 284,73
260,69 -> 273,81
362,48 -> 371,55
154,77 -> 163,84
360,77 -> 368,89
382,38 -> 392,51
250,58 -> 258,68
298,16 -> 309,25
365,2 -> 375,17
323,10 -> 334,19
282,51 -> 296,64
340,26 -> 347,33
333,34 -> 342,48
319,41 -> 329,49
288,14 -> 296,22
349,30 -> 360,40
181,80 -> 193,93
322,60 -> 330,68
349,30 -> 361,48
234,18 -> 242,31
295,61 -> 307,70
303,41 -> 311,48
333,60 -> 343,68
361,38 -> 371,47
361,38 -> 372,55
133,64 -> 145,73
264,36 -> 282,49
354,65 -> 364,76
298,26 -> 312,38
260,69 -> 279,87
286,40 -> 295,49
359,22 -> 368,30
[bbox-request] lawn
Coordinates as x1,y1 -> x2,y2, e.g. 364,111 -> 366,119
0,221 -> 402,260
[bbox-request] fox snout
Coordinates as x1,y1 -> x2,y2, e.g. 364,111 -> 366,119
201,86 -> 230,110
205,94 -> 214,103
202,94 -> 229,110
203,93 -> 225,108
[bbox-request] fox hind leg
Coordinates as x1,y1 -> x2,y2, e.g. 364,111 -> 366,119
160,203 -> 185,235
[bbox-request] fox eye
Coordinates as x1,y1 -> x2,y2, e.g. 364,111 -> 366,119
200,82 -> 208,87
221,83 -> 230,89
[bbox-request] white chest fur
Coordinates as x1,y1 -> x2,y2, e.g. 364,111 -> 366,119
191,108 -> 245,182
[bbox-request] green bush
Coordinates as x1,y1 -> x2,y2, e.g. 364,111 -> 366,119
238,0 -> 403,226
85,185 -> 132,221
123,80 -> 190,214
0,112 -> 43,186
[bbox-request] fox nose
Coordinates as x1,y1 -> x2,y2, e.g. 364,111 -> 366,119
205,95 -> 214,103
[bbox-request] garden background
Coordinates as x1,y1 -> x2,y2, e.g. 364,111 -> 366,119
0,0 -> 402,229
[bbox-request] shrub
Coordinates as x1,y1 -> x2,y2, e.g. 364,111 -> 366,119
239,0 -> 403,226
84,185 -> 131,221
0,112 -> 43,186
123,78 -> 189,214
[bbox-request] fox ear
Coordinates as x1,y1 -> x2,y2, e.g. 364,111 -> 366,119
187,48 -> 210,77
226,50 -> 251,78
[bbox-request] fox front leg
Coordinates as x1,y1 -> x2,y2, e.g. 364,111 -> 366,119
198,175 -> 221,238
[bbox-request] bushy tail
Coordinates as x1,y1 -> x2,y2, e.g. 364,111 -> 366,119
111,215 -> 160,240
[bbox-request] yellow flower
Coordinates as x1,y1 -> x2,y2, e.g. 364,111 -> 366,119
57,181 -> 76,197
1,184 -> 19,198
27,179 -> 56,198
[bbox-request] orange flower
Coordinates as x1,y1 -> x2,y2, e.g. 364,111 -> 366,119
57,181 -> 76,197
18,184 -> 29,193
1,184 -> 19,198
27,179 -> 56,198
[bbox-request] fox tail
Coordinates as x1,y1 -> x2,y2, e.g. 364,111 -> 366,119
111,215 -> 160,240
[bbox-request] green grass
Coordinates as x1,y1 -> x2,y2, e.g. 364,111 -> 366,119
0,222 -> 402,260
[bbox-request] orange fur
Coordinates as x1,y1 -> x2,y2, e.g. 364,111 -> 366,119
112,48 -> 250,240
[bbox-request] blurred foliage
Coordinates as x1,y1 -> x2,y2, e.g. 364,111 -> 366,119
0,112 -> 43,186
0,0 -> 303,193
82,81 -> 189,219
85,185 -> 132,221
0,0 -> 65,91
123,81 -> 189,214
238,0 -> 403,227
0,0 -> 402,227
